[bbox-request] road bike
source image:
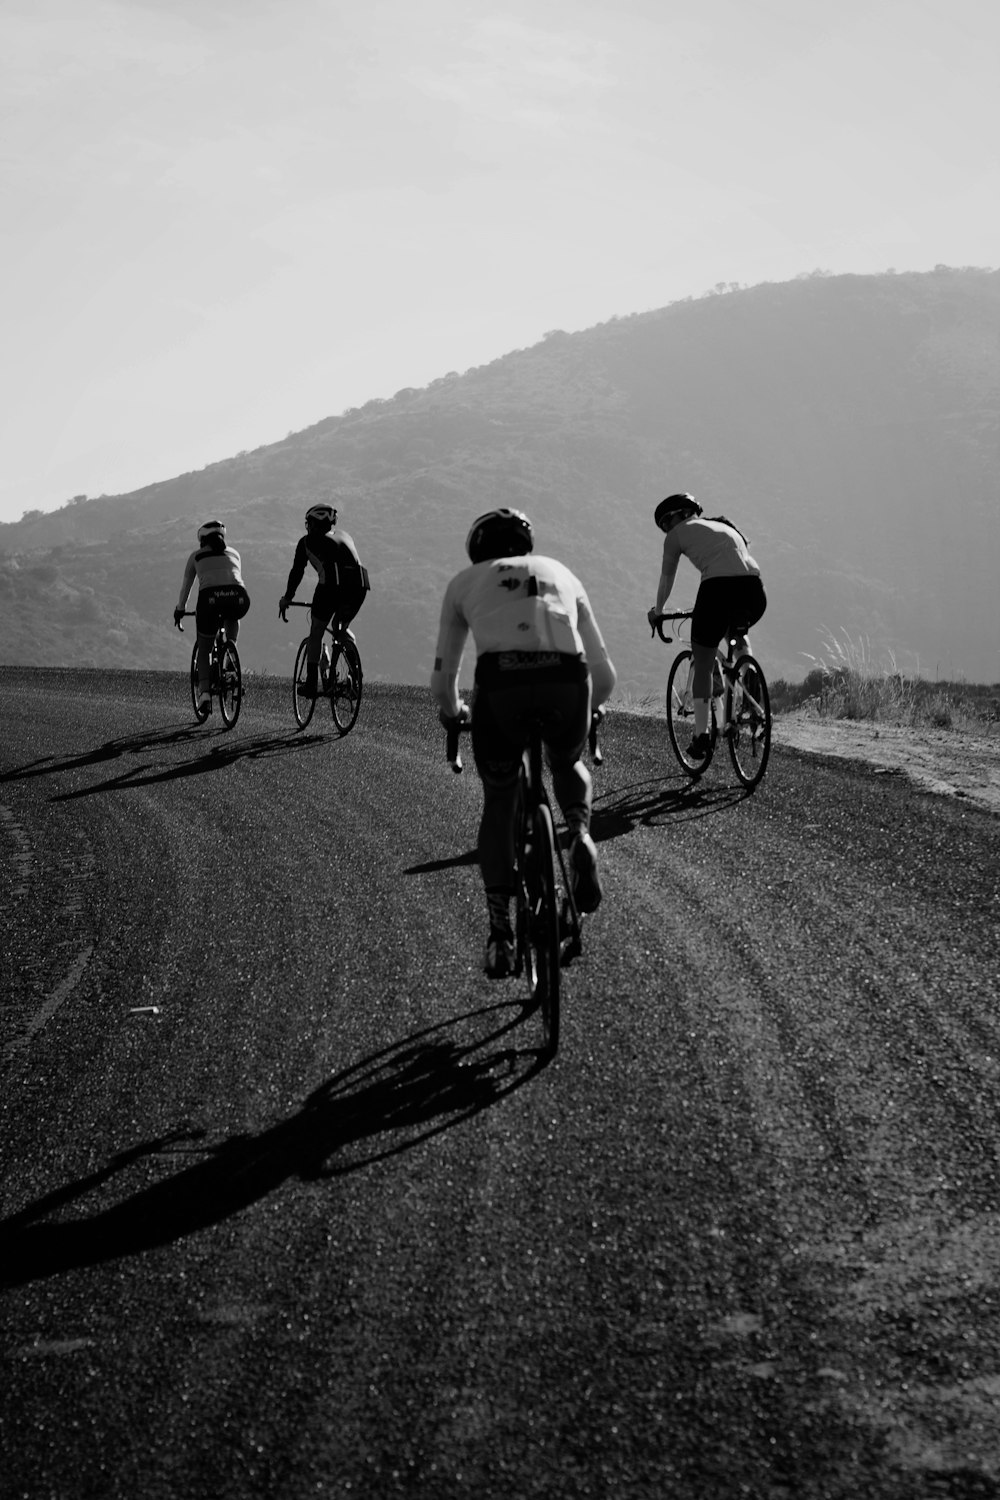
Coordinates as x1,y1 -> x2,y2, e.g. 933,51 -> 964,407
445,709 -> 602,1059
176,613 -> 242,729
651,610 -> 771,789
284,603 -> 363,734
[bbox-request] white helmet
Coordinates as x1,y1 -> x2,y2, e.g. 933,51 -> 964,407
197,519 -> 226,543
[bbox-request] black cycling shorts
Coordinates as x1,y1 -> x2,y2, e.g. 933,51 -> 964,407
691,575 -> 766,649
471,652 -> 591,786
311,577 -> 368,629
196,584 -> 250,635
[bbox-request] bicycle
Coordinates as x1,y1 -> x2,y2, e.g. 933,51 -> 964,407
651,610 -> 771,789
445,709 -> 603,1059
284,602 -> 363,734
176,612 -> 242,729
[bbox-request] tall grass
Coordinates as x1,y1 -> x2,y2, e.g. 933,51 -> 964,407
770,629 -> 1000,732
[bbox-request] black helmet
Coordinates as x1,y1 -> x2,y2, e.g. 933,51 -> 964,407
465,508 -> 534,564
654,493 -> 702,530
305,502 -> 336,530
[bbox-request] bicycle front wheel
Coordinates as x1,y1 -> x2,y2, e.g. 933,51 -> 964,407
727,654 -> 771,789
518,802 -> 561,1057
190,642 -> 210,723
330,638 -> 363,735
292,638 -> 316,728
666,650 -> 714,776
218,639 -> 242,729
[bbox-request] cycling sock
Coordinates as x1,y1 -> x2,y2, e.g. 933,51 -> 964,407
694,697 -> 710,735
486,887 -> 513,937
561,802 -> 589,838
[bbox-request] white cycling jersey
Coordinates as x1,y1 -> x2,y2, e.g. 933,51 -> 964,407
660,517 -> 759,589
177,545 -> 244,610
431,554 -> 613,716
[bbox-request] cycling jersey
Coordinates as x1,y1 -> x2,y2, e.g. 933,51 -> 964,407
431,554 -> 613,718
284,527 -> 364,599
658,517 -> 760,600
177,545 -> 244,609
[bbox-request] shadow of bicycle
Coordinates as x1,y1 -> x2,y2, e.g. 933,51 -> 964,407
46,729 -> 328,800
0,1001 -> 543,1286
591,773 -> 751,841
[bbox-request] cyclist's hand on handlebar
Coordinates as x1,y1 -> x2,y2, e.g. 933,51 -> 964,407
173,608 -> 184,629
439,702 -> 470,730
647,606 -> 662,630
278,595 -> 289,622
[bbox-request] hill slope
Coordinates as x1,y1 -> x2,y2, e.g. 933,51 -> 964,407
2,267 -> 998,691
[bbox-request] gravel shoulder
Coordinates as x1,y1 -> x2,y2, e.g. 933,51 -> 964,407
773,709 -> 1000,816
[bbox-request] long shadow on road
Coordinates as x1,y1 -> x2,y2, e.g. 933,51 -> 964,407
0,1001 -> 543,1287
591,774 -> 751,841
1,723 -> 331,800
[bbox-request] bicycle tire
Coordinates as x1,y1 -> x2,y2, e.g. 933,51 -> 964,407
190,642 -> 210,723
218,639 -> 242,729
292,638 -> 316,728
727,654 -> 771,789
522,802 -> 561,1057
666,649 -> 714,776
330,638 -> 363,735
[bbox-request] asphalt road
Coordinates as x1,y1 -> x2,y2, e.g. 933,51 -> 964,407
1,667 -> 999,1500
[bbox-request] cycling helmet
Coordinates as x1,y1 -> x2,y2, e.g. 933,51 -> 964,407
305,503 -> 336,528
197,519 -> 226,543
465,508 -> 534,564
654,493 -> 702,530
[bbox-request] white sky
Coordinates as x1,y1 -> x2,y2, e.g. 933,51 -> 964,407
1,0 -> 997,523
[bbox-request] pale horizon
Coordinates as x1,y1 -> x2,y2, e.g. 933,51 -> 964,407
2,0 -> 998,525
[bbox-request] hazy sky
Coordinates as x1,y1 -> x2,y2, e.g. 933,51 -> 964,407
1,0 -> 997,523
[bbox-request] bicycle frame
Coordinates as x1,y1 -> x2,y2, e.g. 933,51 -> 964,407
652,610 -> 771,787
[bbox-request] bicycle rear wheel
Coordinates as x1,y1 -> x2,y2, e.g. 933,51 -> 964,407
190,642 -> 210,723
218,639 -> 242,729
666,649 -> 714,775
727,654 -> 771,789
292,638 -> 316,728
330,638 -> 363,735
517,802 -> 561,1057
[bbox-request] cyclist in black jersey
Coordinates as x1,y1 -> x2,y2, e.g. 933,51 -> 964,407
278,503 -> 370,698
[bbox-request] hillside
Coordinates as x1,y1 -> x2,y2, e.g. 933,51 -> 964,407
2,267 -> 998,693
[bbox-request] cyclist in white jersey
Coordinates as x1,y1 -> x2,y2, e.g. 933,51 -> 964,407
174,520 -> 250,711
432,508 -> 616,979
646,492 -> 766,760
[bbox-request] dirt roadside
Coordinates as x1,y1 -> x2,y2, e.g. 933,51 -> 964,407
774,708 -> 1000,816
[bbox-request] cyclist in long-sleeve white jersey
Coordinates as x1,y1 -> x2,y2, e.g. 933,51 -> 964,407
646,492 -> 767,761
173,520 -> 250,711
432,507 -> 616,979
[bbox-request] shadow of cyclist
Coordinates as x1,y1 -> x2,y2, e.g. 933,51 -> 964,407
48,731 -> 328,801
0,1002 -> 543,1287
0,724 -> 208,784
591,774 -> 750,842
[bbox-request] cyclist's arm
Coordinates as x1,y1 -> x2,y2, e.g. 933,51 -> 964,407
283,540 -> 308,601
654,537 -> 681,614
577,593 -> 617,710
430,582 -> 470,718
176,554 -> 197,611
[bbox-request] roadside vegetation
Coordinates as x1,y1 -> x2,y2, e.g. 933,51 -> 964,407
769,630 -> 1000,733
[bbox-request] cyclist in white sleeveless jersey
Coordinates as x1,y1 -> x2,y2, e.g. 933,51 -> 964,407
173,520 -> 250,711
432,508 -> 616,978
647,493 -> 766,760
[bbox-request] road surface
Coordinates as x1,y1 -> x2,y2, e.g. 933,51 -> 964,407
2,668 -> 999,1500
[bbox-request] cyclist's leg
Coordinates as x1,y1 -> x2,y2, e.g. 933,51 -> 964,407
303,586 -> 334,692
541,677 -> 592,837
471,683 -> 527,974
332,580 -> 366,640
690,579 -> 732,742
541,675 -> 603,913
194,591 -> 221,694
